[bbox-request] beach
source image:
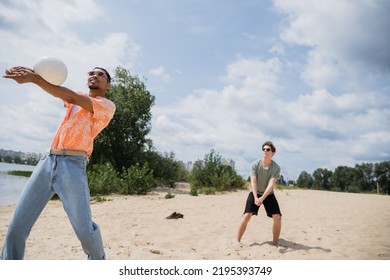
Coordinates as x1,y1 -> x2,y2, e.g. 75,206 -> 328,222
1,186 -> 389,260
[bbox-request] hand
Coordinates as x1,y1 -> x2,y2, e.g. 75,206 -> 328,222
3,66 -> 36,84
255,197 -> 263,206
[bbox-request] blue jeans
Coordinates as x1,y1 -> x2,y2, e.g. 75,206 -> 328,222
1,154 -> 105,260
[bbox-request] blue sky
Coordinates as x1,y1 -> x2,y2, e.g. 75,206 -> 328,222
0,0 -> 389,180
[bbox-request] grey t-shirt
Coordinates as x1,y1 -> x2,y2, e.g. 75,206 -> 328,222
250,159 -> 280,193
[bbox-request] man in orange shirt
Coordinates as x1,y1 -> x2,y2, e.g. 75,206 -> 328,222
1,66 -> 115,260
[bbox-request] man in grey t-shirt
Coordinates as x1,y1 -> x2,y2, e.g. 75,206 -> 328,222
236,141 -> 282,246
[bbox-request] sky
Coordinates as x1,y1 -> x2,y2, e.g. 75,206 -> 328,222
0,0 -> 389,180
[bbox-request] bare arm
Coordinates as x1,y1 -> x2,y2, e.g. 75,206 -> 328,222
258,177 -> 277,204
251,175 -> 258,200
4,66 -> 93,112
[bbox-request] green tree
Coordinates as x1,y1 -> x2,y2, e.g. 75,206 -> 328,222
287,179 -> 295,186
143,148 -> 189,187
352,163 -> 375,193
278,174 -> 287,186
89,66 -> 155,172
25,157 -> 38,166
87,66 -> 187,194
3,156 -> 13,163
312,168 -> 333,190
331,166 -> 356,192
374,161 -> 390,194
13,156 -> 22,164
297,171 -> 313,189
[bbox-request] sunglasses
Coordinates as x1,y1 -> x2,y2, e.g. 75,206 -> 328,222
262,148 -> 272,152
88,70 -> 107,79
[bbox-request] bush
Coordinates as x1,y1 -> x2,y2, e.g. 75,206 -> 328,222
118,163 -> 155,195
189,149 -> 245,194
87,163 -> 121,195
88,162 -> 155,196
143,150 -> 189,187
189,187 -> 198,196
165,192 -> 175,199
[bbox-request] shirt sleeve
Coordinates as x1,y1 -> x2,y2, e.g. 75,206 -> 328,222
271,165 -> 281,180
91,97 -> 116,126
250,161 -> 258,176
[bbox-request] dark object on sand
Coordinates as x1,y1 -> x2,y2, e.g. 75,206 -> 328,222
166,212 -> 184,219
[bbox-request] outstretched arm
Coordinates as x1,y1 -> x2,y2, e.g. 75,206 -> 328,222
4,66 -> 93,112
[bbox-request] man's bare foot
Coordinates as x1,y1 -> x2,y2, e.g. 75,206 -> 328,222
273,240 -> 279,247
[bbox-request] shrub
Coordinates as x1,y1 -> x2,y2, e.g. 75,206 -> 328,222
118,163 -> 155,195
165,192 -> 175,199
88,162 -> 155,196
87,163 -> 121,195
189,149 -> 245,194
189,187 -> 198,196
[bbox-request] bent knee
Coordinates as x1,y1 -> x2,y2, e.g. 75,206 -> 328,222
272,214 -> 282,221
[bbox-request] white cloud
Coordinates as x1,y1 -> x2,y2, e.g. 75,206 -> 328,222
0,87 -> 64,151
275,0 -> 390,90
151,56 -> 287,176
301,50 -> 342,89
153,44 -> 389,177
149,66 -> 172,83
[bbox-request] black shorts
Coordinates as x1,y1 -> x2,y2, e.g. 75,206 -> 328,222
243,192 -> 282,217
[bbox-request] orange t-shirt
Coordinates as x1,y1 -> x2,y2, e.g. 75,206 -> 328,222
50,95 -> 116,157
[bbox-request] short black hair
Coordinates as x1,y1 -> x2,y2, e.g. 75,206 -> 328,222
94,67 -> 111,83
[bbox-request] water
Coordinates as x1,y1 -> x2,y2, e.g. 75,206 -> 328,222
0,162 -> 36,206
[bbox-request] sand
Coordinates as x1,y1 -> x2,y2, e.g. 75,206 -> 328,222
1,185 -> 389,260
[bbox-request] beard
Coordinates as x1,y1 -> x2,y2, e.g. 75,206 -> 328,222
88,84 -> 99,90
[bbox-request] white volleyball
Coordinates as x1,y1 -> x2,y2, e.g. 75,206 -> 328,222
33,56 -> 68,86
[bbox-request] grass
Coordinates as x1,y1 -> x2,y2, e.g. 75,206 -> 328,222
6,170 -> 33,177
